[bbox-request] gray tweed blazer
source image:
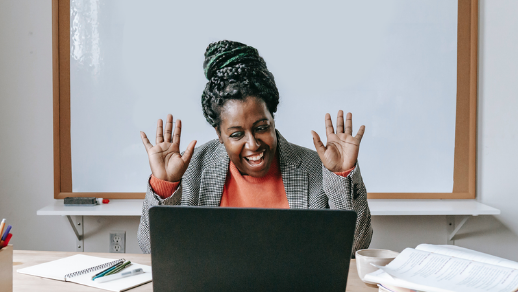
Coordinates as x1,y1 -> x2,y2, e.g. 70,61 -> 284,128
138,130 -> 372,255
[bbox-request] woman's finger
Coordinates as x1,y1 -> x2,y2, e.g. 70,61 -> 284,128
181,140 -> 197,164
311,130 -> 326,159
172,119 -> 182,147
140,131 -> 153,152
156,119 -> 164,144
325,113 -> 335,136
355,125 -> 365,141
336,110 -> 345,133
345,112 -> 353,135
164,114 -> 173,143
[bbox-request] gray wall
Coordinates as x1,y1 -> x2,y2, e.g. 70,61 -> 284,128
1,0 -> 517,259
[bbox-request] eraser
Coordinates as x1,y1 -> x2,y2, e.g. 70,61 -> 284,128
64,197 -> 99,206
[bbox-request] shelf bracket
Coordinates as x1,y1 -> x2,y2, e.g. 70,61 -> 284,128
447,215 -> 471,243
67,215 -> 84,251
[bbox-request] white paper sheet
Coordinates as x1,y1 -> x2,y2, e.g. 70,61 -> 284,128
416,244 -> 518,270
367,269 -> 451,292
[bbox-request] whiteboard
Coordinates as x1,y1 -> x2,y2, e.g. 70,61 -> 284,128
70,0 -> 457,193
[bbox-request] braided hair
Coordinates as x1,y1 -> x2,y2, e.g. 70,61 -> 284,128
201,40 -> 279,129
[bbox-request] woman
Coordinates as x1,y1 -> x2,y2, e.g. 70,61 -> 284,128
138,40 -> 372,254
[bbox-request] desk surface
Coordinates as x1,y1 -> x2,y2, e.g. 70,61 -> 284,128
12,250 -> 377,292
37,199 -> 500,216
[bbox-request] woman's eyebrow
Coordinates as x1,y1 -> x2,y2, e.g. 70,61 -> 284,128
226,119 -> 268,131
253,119 -> 268,125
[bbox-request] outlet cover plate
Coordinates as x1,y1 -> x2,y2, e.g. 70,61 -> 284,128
109,231 -> 126,253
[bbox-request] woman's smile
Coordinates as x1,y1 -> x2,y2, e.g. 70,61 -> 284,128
243,149 -> 266,168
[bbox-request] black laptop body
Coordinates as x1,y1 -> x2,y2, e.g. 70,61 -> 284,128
149,206 -> 357,292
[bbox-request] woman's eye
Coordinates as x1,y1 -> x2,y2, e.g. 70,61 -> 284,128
230,132 -> 243,138
257,126 -> 269,131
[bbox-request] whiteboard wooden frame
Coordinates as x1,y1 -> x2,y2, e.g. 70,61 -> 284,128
52,0 -> 478,200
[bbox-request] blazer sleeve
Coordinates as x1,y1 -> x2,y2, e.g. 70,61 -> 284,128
137,176 -> 183,254
322,162 -> 373,255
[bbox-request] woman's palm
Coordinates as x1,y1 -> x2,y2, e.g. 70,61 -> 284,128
141,115 -> 197,182
312,111 -> 364,173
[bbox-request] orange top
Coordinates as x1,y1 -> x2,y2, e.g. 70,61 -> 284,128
150,158 -> 354,207
219,155 -> 289,208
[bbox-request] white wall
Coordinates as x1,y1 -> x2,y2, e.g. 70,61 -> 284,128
1,0 -> 517,259
0,0 -> 74,251
454,0 -> 518,259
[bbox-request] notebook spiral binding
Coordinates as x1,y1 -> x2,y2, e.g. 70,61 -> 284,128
64,258 -> 125,280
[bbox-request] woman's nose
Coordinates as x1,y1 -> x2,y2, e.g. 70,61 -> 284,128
245,133 -> 260,150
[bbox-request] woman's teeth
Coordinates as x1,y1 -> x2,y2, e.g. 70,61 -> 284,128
246,152 -> 264,161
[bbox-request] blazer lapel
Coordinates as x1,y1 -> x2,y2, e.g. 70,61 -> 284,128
277,131 -> 309,209
199,143 -> 229,207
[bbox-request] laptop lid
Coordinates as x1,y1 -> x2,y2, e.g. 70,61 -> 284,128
149,206 -> 357,292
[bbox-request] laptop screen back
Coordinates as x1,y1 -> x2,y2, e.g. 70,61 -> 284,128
149,206 -> 357,292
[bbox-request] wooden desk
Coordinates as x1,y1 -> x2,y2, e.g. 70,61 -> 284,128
12,250 -> 377,292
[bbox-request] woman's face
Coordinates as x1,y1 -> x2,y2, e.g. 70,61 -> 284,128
216,96 -> 277,178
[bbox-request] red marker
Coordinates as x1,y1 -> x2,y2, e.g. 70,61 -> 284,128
2,233 -> 11,247
102,199 -> 110,204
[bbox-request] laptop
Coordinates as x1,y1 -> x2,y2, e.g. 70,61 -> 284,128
149,206 -> 357,292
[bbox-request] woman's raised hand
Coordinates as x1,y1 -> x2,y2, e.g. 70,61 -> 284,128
311,111 -> 365,173
140,114 -> 197,182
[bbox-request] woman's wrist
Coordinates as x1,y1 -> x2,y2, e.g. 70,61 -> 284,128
334,166 -> 355,177
150,175 -> 180,199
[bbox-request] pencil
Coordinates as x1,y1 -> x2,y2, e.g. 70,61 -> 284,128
0,219 -> 5,240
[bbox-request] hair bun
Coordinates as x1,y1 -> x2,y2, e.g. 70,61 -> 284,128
203,40 -> 267,80
201,40 -> 279,128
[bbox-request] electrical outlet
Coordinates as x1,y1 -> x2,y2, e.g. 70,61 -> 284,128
109,231 -> 126,253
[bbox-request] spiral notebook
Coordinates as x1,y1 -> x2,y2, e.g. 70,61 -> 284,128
17,254 -> 152,291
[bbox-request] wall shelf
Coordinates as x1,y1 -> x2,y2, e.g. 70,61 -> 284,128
37,199 -> 501,217
38,199 -> 500,248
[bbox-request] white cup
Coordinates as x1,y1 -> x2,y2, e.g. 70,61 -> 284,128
355,249 -> 399,285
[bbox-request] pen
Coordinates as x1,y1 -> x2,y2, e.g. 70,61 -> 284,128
104,261 -> 132,276
92,262 -> 125,280
91,260 -> 125,279
94,268 -> 144,283
1,225 -> 11,241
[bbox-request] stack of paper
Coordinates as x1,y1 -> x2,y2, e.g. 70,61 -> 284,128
365,244 -> 518,292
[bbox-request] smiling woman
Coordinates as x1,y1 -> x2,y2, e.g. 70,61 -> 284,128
216,97 -> 278,178
137,40 -> 373,255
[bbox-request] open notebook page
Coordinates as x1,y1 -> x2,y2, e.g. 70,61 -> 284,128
67,262 -> 152,292
17,254 -> 115,281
